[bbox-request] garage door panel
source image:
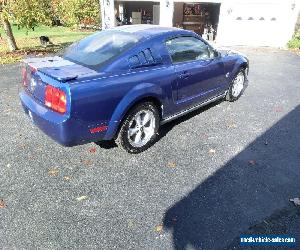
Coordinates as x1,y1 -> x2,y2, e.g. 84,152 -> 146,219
219,3 -> 289,46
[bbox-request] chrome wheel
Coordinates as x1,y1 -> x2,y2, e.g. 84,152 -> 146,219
231,72 -> 245,97
127,110 -> 156,148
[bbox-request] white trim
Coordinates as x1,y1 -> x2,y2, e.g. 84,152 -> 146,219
116,0 -> 222,1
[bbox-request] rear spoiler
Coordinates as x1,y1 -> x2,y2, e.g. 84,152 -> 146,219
23,56 -> 96,83
38,68 -> 78,82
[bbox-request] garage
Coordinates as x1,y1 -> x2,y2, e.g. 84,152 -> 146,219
114,1 -> 160,25
101,0 -> 299,47
173,2 -> 221,41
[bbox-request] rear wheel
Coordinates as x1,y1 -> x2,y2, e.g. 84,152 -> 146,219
116,102 -> 160,153
226,69 -> 246,102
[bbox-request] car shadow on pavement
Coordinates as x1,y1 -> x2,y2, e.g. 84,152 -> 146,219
158,100 -> 223,141
163,105 -> 300,249
95,100 -> 222,150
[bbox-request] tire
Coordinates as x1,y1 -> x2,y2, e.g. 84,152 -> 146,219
116,102 -> 160,154
226,69 -> 247,102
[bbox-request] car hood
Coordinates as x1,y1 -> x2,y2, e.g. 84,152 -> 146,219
218,48 -> 249,61
23,56 -> 98,82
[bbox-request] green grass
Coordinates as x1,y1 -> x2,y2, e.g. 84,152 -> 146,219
0,25 -> 95,64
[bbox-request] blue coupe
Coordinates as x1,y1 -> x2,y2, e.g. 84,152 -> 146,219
20,25 -> 249,153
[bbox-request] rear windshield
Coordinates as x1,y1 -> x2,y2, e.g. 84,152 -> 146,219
63,30 -> 140,69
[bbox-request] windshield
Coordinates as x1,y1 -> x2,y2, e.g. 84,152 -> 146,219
63,30 -> 140,69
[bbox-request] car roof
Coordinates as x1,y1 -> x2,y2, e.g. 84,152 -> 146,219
110,25 -> 194,39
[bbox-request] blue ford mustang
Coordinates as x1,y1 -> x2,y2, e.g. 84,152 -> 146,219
20,25 -> 249,153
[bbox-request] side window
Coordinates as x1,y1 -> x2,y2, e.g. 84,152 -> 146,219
165,36 -> 210,63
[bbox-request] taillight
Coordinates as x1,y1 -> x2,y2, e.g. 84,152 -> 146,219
22,67 -> 28,87
22,65 -> 37,88
45,85 -> 67,114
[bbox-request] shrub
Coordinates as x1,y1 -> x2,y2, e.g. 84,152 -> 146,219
288,22 -> 300,49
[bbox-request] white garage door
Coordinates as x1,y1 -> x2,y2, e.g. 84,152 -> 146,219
218,2 -> 293,47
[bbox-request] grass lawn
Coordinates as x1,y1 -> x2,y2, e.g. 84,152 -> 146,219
0,25 -> 95,64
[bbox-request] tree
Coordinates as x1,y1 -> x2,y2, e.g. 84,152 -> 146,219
0,0 -> 53,51
57,0 -> 100,27
0,0 -> 18,51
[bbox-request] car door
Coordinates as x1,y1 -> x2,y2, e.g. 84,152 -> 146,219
165,36 -> 226,107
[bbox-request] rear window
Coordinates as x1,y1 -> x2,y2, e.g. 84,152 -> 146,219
63,30 -> 140,69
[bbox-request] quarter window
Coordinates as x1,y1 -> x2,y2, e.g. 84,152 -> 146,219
128,48 -> 156,69
128,55 -> 140,68
166,36 -> 210,63
143,48 -> 155,64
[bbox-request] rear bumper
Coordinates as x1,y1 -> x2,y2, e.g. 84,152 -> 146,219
19,91 -> 107,146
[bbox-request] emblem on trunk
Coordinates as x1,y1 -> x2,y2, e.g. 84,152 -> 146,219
30,78 -> 37,91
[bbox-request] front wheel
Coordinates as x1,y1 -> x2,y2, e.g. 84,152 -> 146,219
226,69 -> 246,102
116,102 -> 160,153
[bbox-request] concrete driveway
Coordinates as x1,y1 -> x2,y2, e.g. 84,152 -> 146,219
0,48 -> 300,249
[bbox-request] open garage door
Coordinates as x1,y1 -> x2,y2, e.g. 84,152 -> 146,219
218,2 -> 293,47
115,1 -> 160,25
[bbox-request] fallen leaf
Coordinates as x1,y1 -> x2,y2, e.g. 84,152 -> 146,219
227,122 -> 237,128
274,107 -> 283,113
128,220 -> 134,228
89,147 -> 96,153
253,128 -> 263,133
155,224 -> 163,233
63,176 -> 71,181
82,159 -> 93,167
248,160 -> 256,166
76,195 -> 88,201
0,199 -> 6,208
167,162 -> 176,168
199,133 -> 208,139
48,168 -> 59,176
290,198 -> 300,206
209,149 -> 216,154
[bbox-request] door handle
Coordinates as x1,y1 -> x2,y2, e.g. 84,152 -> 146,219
179,71 -> 191,79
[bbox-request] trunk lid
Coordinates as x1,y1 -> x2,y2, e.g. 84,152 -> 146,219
22,56 -> 97,103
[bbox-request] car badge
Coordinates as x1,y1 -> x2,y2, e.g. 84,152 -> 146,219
30,78 -> 37,91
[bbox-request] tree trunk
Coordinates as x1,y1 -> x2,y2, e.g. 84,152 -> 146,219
2,18 -> 18,51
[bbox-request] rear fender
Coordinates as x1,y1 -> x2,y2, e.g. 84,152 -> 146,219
104,82 -> 163,140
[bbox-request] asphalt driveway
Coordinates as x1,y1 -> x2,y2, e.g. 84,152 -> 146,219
0,48 -> 300,250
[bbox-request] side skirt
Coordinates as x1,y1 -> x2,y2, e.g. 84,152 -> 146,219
160,92 -> 227,125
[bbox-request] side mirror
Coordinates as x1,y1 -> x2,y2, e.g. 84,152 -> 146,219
213,50 -> 221,58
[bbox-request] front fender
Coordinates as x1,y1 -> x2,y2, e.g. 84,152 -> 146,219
104,82 -> 163,140
230,56 -> 249,82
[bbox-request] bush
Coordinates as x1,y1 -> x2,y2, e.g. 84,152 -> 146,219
288,23 -> 300,49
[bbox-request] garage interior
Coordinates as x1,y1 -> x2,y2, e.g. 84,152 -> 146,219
114,1 -> 220,40
115,1 -> 160,25
173,2 -> 221,40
